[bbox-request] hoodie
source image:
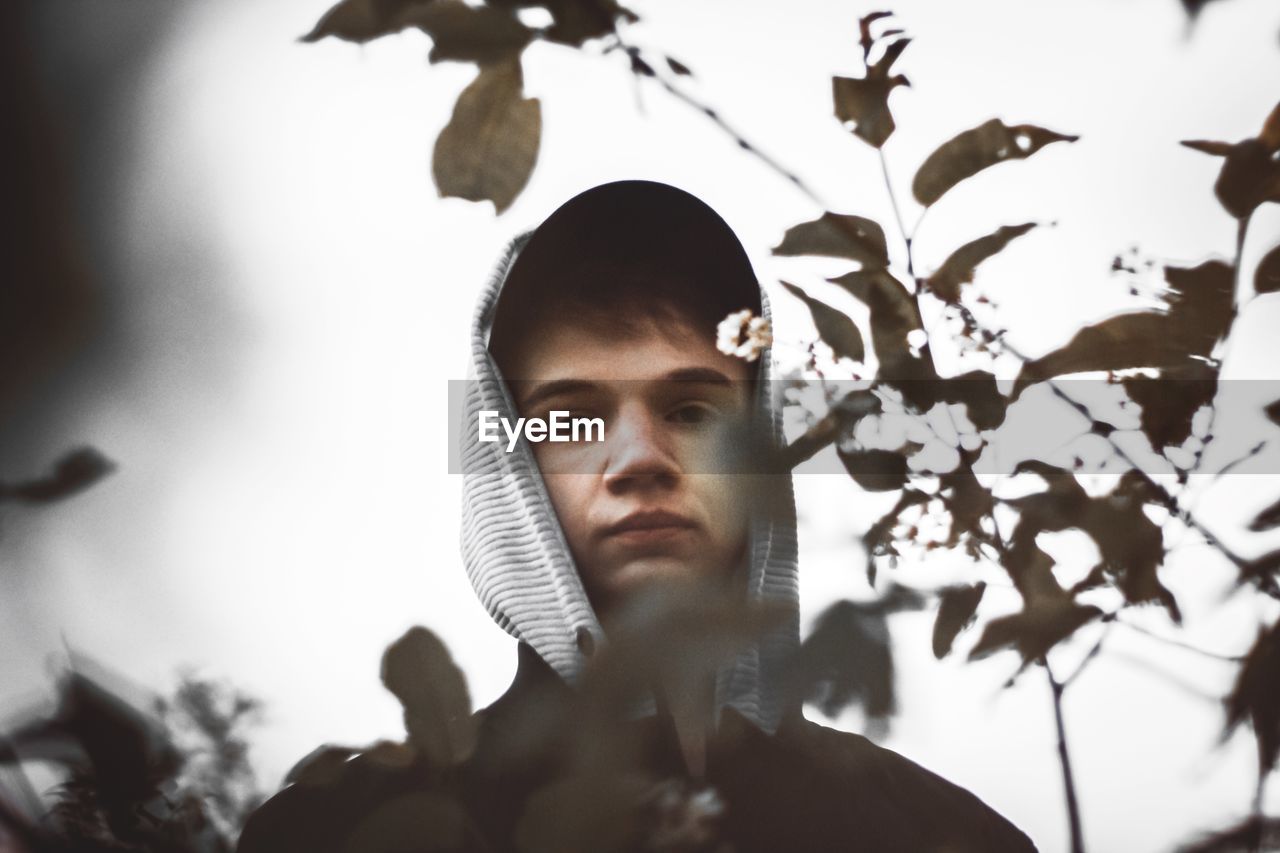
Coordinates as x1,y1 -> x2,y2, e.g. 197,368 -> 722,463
459,223 -> 799,735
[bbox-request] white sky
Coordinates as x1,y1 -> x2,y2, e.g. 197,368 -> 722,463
4,1 -> 1280,851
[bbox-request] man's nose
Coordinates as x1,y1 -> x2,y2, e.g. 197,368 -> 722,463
601,404 -> 680,493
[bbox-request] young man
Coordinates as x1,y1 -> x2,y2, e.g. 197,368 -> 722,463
457,180 -> 1035,852
239,181 -> 1036,852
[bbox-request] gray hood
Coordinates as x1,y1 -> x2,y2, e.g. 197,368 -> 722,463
458,228 -> 800,734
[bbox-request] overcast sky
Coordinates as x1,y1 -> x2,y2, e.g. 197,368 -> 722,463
4,1 -> 1280,851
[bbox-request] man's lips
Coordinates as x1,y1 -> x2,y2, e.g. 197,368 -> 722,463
602,510 -> 698,543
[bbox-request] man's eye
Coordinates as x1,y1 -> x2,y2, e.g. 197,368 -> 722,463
668,403 -> 717,425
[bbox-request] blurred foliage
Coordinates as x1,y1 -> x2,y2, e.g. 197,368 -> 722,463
0,667 -> 262,852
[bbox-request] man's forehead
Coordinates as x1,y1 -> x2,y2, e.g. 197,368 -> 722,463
504,312 -> 752,383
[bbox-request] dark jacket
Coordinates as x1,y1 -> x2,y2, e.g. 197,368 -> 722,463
237,642 -> 1036,853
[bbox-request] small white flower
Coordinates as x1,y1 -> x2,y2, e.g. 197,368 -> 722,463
715,309 -> 772,362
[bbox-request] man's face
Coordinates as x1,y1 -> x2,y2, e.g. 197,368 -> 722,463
507,313 -> 753,625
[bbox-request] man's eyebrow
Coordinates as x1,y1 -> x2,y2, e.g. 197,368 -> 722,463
661,367 -> 735,386
518,379 -> 601,410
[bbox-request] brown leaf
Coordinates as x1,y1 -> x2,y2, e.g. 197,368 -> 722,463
832,38 -> 911,149
1242,550 -> 1280,588
1257,243 -> 1280,294
1181,102 -> 1280,219
938,456 -> 994,546
781,281 -> 865,362
664,55 -> 692,76
1,447 -> 115,504
541,0 -> 639,47
300,0 -> 419,43
1250,498 -> 1280,533
969,600 -> 1102,663
925,223 -> 1037,304
828,269 -> 923,378
940,370 -> 1008,431
1007,465 -> 1178,619
792,600 -> 896,720
1014,260 -> 1234,398
863,488 -> 932,584
773,212 -> 889,268
932,582 -> 986,658
1225,620 -> 1280,775
1180,139 -> 1235,157
432,59 -> 540,214
1122,361 -> 1218,450
1267,399 -> 1280,427
400,0 -> 534,64
912,119 -> 1078,207
838,448 -> 910,492
380,627 -> 475,767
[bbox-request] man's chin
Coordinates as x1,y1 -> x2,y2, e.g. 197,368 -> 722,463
604,556 -> 720,599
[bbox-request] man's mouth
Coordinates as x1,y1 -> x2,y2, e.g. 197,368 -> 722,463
603,510 -> 698,543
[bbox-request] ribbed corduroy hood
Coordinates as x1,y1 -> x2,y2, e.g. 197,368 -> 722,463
458,182 -> 800,733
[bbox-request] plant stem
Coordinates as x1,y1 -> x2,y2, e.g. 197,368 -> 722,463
878,148 -> 915,282
1045,661 -> 1086,853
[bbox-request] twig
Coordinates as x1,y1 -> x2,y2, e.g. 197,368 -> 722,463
1060,617 -> 1115,689
878,149 -> 914,281
610,38 -> 832,210
1044,660 -> 1086,853
1112,616 -> 1246,662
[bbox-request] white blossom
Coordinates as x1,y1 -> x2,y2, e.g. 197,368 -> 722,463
715,309 -> 772,362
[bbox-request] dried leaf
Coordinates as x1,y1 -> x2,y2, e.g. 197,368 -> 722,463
793,600 -> 899,721
1181,139 -> 1235,157
1243,550 -> 1280,588
664,55 -> 692,76
1257,243 -> 1280,294
932,582 -> 987,658
1122,361 -> 1218,450
1007,465 -> 1178,619
432,59 -> 540,214
829,268 -> 928,386
969,600 -> 1103,663
1267,399 -> 1280,427
1251,498 -> 1280,533
1225,620 -> 1280,774
5,669 -> 182,840
858,11 -> 895,51
380,627 -> 475,767
400,0 -> 534,64
925,223 -> 1037,304
1,447 -> 114,504
863,488 -> 932,584
912,119 -> 1078,207
781,281 -> 865,362
773,212 -> 889,268
300,0 -> 419,43
832,38 -> 911,149
1014,260 -> 1234,398
838,448 -> 909,492
938,455 -> 995,545
1181,102 -> 1280,219
541,0 -> 639,47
